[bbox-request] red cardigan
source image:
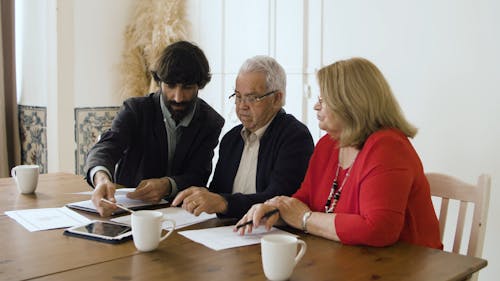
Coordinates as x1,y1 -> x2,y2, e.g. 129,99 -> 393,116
293,129 -> 443,249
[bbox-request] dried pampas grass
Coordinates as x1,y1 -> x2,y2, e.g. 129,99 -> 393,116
119,0 -> 188,99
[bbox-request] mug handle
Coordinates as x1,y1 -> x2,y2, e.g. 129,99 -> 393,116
11,167 -> 18,180
159,218 -> 176,242
294,239 -> 307,265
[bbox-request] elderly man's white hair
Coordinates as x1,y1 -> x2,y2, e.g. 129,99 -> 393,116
238,55 -> 286,106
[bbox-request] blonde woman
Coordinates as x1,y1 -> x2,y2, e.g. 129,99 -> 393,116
236,58 -> 442,249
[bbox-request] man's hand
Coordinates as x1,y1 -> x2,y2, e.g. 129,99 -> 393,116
126,178 -> 171,203
91,171 -> 118,217
172,186 -> 228,216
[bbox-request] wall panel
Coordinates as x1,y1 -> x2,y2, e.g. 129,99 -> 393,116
224,0 -> 270,73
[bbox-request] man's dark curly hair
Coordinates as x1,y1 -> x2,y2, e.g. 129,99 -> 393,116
152,41 -> 211,89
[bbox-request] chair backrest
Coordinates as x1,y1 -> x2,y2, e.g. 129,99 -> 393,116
426,172 -> 491,258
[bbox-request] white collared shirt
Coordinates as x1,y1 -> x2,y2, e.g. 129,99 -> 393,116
232,118 -> 274,194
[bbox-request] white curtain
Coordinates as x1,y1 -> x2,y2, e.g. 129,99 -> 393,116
0,0 -> 20,177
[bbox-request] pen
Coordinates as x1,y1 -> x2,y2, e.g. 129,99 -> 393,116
235,209 -> 279,229
100,198 -> 135,214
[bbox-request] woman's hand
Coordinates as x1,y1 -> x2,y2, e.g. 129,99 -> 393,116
234,196 -> 311,235
234,202 -> 280,235
267,196 -> 310,229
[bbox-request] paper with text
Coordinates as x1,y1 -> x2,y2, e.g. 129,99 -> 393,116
70,188 -> 136,196
111,207 -> 217,229
5,207 -> 91,232
179,225 -> 295,251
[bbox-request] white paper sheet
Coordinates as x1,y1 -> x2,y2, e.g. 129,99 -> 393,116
111,207 -> 217,230
5,207 -> 91,232
70,188 -> 136,196
179,225 -> 295,251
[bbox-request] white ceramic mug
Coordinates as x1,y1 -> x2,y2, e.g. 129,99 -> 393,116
261,234 -> 307,281
11,165 -> 40,194
131,210 -> 176,252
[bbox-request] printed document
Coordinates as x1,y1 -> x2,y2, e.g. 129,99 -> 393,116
112,207 -> 217,229
5,207 -> 91,232
179,225 -> 295,251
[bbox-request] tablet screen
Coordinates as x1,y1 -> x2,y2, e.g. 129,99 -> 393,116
71,221 -> 131,237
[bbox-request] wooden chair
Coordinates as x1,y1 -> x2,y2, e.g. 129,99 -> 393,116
426,173 -> 491,281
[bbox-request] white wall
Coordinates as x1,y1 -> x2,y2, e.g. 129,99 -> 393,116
16,0 -> 135,172
188,1 -> 500,280
15,0 -> 49,106
72,0 -> 135,107
15,0 -> 500,279
186,0 -> 320,138
320,3 -> 500,280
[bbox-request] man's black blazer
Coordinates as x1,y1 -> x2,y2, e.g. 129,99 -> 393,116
84,92 -> 224,190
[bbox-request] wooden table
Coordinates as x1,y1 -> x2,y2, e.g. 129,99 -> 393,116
0,172 -> 91,213
0,173 -> 488,281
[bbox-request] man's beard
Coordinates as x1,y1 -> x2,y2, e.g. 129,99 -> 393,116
165,96 -> 197,123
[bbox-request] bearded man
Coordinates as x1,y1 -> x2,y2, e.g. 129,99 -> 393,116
84,41 -> 224,217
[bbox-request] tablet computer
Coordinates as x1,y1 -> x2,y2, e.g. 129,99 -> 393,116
64,220 -> 132,244
66,195 -> 169,215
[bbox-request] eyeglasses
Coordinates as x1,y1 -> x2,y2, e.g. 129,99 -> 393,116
317,96 -> 323,105
228,90 -> 278,104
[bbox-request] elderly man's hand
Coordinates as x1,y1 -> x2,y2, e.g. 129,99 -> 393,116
172,187 -> 228,216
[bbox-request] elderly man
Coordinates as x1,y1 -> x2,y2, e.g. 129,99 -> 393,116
172,55 -> 314,219
84,41 -> 224,217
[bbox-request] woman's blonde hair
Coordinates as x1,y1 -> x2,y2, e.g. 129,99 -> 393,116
317,57 -> 417,148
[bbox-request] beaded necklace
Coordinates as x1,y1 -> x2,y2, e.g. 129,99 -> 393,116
324,150 -> 357,213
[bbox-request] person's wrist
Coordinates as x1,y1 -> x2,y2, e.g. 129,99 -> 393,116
302,211 -> 312,233
162,177 -> 172,197
218,196 -> 229,214
94,171 -> 111,187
